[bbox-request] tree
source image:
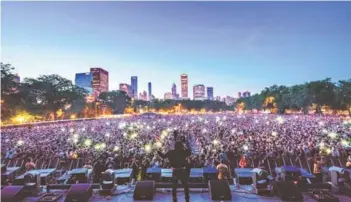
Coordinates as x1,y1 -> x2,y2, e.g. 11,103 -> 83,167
307,78 -> 336,113
20,74 -> 88,118
99,90 -> 131,114
337,79 -> 351,115
1,63 -> 21,121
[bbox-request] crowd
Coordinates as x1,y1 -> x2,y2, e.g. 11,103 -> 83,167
1,113 -> 351,182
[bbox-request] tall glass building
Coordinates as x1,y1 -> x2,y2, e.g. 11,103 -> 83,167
75,72 -> 93,94
131,76 -> 138,99
207,87 -> 214,100
148,82 -> 152,101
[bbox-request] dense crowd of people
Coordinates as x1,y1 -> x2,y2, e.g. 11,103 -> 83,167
1,113 -> 351,182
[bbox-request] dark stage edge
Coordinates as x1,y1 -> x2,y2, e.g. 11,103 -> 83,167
20,185 -> 350,202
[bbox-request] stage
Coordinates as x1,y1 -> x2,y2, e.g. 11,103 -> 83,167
19,185 -> 350,202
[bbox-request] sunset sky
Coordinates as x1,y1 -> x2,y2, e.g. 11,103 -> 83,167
2,1 -> 351,98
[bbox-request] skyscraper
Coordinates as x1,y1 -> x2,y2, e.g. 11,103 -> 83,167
193,84 -> 205,100
172,83 -> 177,99
75,72 -> 93,94
90,67 -> 108,97
148,82 -> 152,101
181,74 -> 188,98
119,83 -> 133,98
207,87 -> 214,100
131,76 -> 138,99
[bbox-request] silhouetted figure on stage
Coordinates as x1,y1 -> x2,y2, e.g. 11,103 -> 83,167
158,140 -> 191,202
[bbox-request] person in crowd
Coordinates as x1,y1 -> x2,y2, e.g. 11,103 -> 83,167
25,158 -> 36,171
239,155 -> 247,168
1,113 -> 350,188
216,160 -> 229,180
346,155 -> 351,168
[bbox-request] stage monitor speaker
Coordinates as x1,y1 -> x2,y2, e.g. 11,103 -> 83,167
133,181 -> 155,200
1,185 -> 24,202
208,180 -> 232,200
273,181 -> 303,201
64,184 -> 93,202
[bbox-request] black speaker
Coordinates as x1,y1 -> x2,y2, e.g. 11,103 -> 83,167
1,185 -> 24,202
65,184 -> 93,202
272,181 -> 303,201
208,180 -> 232,200
133,181 -> 155,200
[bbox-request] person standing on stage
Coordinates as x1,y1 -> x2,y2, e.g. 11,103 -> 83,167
158,140 -> 191,202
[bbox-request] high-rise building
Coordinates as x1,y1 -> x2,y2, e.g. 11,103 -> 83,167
131,76 -> 138,99
181,74 -> 188,98
193,84 -> 205,100
119,83 -> 133,98
164,92 -> 173,100
172,83 -> 177,99
90,67 -> 108,97
216,96 -> 221,101
75,72 -> 93,94
148,82 -> 152,101
238,92 -> 242,98
207,87 -> 214,100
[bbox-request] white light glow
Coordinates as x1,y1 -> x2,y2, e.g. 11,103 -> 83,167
61,128 -> 65,132
73,134 -> 79,139
130,133 -> 138,139
105,133 -> 110,137
100,143 -> 106,149
17,140 -> 24,146
328,132 -> 337,139
213,139 -> 219,145
84,139 -> 92,146
113,146 -> 120,151
73,139 -> 78,143
155,142 -> 162,148
118,122 -> 126,129
243,145 -> 249,151
202,128 -> 207,133
276,116 -> 284,124
341,140 -> 349,147
326,148 -> 331,154
69,128 -> 74,133
145,144 -> 152,153
272,131 -> 278,137
318,121 -> 324,126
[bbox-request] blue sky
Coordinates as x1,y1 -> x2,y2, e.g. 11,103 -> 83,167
2,1 -> 351,98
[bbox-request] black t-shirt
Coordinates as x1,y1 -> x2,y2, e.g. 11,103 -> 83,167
158,149 -> 191,168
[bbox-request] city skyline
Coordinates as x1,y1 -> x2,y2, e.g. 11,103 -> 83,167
2,2 -> 351,98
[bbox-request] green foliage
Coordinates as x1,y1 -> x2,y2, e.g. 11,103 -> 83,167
236,78 -> 351,115
98,90 -> 131,114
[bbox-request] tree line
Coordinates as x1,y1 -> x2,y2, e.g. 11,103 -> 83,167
0,63 -> 233,123
1,63 -> 350,123
236,78 -> 351,115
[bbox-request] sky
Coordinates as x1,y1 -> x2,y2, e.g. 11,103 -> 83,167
1,1 -> 351,99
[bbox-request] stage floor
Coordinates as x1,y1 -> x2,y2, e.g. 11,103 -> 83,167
20,185 -> 350,202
